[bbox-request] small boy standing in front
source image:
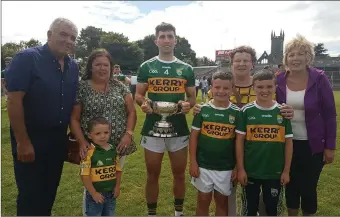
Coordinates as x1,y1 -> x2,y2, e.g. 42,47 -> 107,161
80,117 -> 122,216
189,71 -> 239,216
235,69 -> 293,216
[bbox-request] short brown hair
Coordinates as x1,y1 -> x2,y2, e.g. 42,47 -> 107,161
212,70 -> 233,82
87,117 -> 110,132
155,22 -> 176,37
253,69 -> 276,84
230,45 -> 257,64
113,64 -> 120,69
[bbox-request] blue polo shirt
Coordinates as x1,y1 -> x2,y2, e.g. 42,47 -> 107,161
5,44 -> 79,154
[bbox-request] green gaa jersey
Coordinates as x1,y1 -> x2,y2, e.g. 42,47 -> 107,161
113,74 -> 126,82
236,101 -> 293,179
80,143 -> 122,192
118,74 -> 126,82
192,102 -> 239,171
137,56 -> 195,137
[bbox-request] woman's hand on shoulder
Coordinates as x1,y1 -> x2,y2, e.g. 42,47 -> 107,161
80,141 -> 91,160
280,103 -> 294,119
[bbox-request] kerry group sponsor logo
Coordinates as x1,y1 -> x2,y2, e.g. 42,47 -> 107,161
148,77 -> 187,93
91,165 -> 117,182
201,121 -> 235,139
246,125 -> 285,142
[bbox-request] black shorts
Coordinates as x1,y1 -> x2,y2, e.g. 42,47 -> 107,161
285,140 -> 324,214
241,178 -> 284,216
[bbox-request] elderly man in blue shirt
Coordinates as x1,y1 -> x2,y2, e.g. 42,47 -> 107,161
5,17 -> 79,216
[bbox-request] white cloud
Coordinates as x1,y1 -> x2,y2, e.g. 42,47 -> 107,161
2,1 -> 340,59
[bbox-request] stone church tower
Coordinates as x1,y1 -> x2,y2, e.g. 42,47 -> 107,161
270,30 -> 284,64
257,30 -> 285,65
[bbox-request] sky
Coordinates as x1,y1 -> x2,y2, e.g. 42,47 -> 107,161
2,1 -> 340,60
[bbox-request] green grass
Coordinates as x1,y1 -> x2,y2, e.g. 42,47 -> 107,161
1,92 -> 340,216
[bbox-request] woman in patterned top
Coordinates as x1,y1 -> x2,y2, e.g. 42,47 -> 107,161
193,45 -> 294,216
70,48 -> 137,169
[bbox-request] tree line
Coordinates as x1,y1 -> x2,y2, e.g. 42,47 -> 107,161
1,26 -> 333,72
1,26 -> 216,72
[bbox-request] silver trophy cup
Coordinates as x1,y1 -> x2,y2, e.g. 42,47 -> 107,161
148,101 -> 182,138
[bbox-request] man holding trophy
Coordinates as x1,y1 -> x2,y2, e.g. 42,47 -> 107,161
135,22 -> 196,216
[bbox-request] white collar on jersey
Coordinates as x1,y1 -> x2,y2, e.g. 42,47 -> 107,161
156,56 -> 177,63
254,101 -> 278,110
208,101 -> 231,110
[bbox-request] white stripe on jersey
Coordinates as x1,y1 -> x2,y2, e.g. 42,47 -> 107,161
175,59 -> 194,70
140,56 -> 157,67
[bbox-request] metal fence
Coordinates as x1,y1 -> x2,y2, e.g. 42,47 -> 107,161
324,71 -> 340,90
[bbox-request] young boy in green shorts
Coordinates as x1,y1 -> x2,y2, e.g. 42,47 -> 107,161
80,117 -> 122,216
235,69 -> 293,216
189,71 -> 239,216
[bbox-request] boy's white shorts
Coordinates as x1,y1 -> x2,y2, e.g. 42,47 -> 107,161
191,167 -> 233,196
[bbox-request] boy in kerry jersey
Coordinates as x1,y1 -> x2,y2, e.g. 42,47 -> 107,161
235,69 -> 293,216
189,71 -> 239,216
80,117 -> 122,216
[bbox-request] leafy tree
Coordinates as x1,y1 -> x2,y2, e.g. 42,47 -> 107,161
75,26 -> 103,59
136,34 -> 158,61
136,35 -> 198,66
2,42 -> 22,58
121,42 -> 144,71
100,32 -> 143,71
20,38 -> 42,49
314,43 -> 329,57
2,38 -> 42,58
100,32 -> 129,45
174,36 -> 197,66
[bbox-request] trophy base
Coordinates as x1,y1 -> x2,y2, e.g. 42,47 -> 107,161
148,121 -> 178,138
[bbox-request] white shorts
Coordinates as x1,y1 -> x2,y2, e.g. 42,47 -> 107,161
191,167 -> 233,196
141,136 -> 189,153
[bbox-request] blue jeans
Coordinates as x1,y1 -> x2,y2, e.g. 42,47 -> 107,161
84,191 -> 116,216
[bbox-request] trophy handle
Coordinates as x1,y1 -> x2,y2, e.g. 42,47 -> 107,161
176,103 -> 183,115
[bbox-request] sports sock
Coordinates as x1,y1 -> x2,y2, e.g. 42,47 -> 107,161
174,198 -> 184,216
147,202 -> 157,216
